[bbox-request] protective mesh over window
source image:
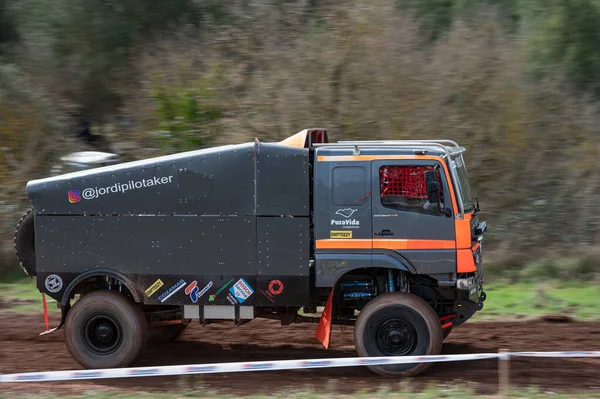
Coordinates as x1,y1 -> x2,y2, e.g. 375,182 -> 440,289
380,166 -> 438,199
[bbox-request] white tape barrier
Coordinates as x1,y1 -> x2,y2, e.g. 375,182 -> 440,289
510,351 -> 600,358
0,353 -> 499,383
1,351 -> 598,383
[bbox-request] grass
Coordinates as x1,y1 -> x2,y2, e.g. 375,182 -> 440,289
1,277 -> 600,321
0,277 -> 60,314
477,281 -> 600,321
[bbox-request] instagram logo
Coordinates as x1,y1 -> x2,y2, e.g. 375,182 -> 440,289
68,190 -> 81,203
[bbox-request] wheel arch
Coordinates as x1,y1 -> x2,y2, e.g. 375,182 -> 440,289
60,270 -> 142,307
315,251 -> 416,288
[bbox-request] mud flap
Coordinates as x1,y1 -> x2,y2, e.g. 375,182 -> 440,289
39,293 -> 65,336
315,288 -> 334,349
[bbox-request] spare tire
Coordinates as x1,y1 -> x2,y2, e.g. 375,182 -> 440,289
14,208 -> 36,277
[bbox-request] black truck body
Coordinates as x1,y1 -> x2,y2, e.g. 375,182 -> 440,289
19,128 -> 487,375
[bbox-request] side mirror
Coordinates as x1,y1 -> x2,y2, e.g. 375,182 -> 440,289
424,170 -> 440,204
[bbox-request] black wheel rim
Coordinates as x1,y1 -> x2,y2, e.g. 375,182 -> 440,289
375,317 -> 418,356
82,314 -> 123,355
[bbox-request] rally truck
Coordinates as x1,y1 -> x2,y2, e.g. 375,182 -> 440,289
15,128 -> 487,376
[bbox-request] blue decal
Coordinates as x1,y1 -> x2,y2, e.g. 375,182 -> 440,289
229,278 -> 254,304
242,362 -> 274,370
185,365 -> 217,373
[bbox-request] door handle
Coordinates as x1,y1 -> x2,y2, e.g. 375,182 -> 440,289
375,229 -> 394,236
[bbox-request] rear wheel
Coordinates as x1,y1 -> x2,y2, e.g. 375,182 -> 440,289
354,292 -> 442,376
65,290 -> 148,369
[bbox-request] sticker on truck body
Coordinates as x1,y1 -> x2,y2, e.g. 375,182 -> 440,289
185,280 -> 213,303
145,279 -> 164,297
158,279 -> 186,303
330,230 -> 352,238
228,278 -> 254,304
45,275 -> 63,293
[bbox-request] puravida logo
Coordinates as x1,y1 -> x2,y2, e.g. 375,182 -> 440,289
68,190 -> 81,203
332,208 -> 360,229
335,208 -> 357,218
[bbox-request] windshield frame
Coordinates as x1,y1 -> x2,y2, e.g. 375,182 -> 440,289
450,154 -> 475,214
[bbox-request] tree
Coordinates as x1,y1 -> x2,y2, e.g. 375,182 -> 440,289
16,0 -> 199,119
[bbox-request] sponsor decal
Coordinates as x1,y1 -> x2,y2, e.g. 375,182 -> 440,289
45,274 -> 63,293
68,190 -> 81,203
300,360 -> 332,367
330,230 -> 352,239
268,280 -> 284,295
185,365 -> 217,373
128,368 -> 160,376
331,208 -> 360,229
330,219 -> 360,228
145,279 -> 164,297
261,279 -> 284,303
229,278 -> 254,304
185,280 -> 213,303
373,213 -> 398,218
158,279 -> 186,303
358,358 -> 390,365
242,362 -> 274,370
72,371 -> 103,379
208,277 -> 234,302
185,281 -> 197,295
226,293 -> 237,305
335,208 -> 357,218
68,175 -> 174,203
15,374 -> 46,381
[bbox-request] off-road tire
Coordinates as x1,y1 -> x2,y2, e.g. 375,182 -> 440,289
65,290 -> 148,369
354,292 -> 443,376
148,322 -> 188,344
14,208 -> 36,277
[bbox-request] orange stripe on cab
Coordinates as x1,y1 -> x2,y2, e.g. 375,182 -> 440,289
315,239 -> 372,249
315,239 -> 455,250
373,239 -> 455,250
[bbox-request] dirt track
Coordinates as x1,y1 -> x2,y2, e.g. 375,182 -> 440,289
1,312 -> 599,396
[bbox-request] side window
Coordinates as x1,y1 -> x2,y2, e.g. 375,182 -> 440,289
332,166 -> 369,206
379,165 -> 444,215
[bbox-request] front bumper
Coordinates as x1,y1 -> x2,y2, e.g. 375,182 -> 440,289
453,241 -> 486,326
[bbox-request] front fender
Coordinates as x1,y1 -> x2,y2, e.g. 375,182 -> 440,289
315,251 -> 415,287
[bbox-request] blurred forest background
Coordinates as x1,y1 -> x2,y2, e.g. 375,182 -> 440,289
2,0 -> 600,279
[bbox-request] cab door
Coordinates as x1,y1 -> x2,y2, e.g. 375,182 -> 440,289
313,159 -> 373,287
370,159 -> 457,276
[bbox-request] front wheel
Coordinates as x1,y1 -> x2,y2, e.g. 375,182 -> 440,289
64,290 -> 148,369
354,292 -> 442,376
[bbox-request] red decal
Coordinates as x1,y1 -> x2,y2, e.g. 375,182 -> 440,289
185,281 -> 197,295
268,280 -> 284,295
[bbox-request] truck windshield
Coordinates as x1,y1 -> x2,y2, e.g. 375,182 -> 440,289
451,155 -> 474,213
